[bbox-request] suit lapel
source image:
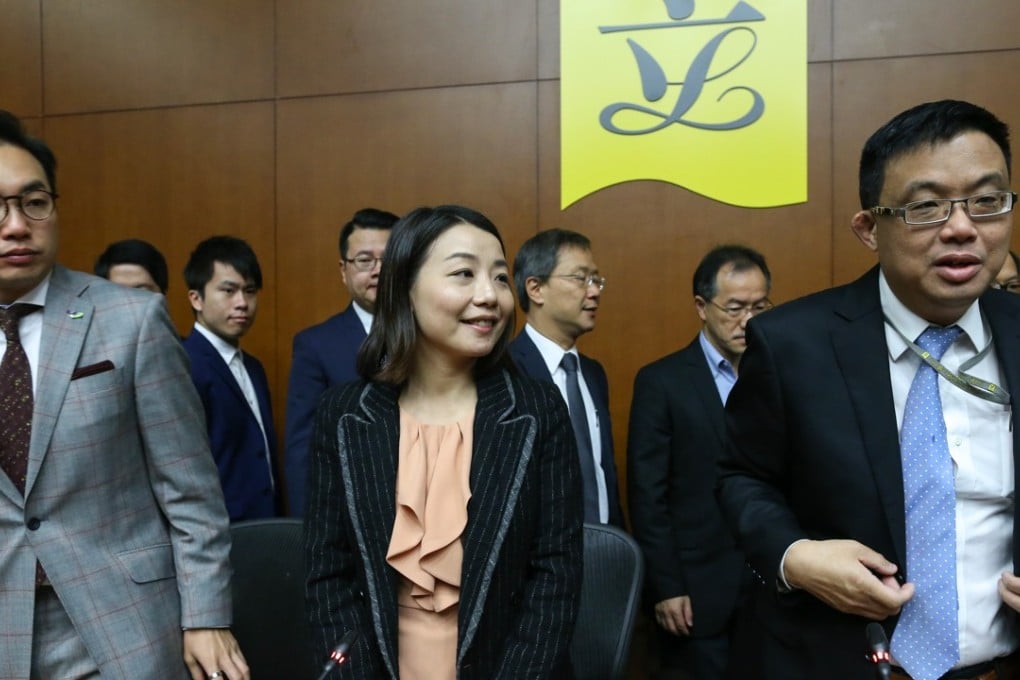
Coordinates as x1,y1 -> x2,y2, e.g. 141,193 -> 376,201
26,267 -> 92,499
458,370 -> 536,663
336,382 -> 400,678
831,269 -> 906,564
979,291 -> 1020,565
682,340 -> 727,451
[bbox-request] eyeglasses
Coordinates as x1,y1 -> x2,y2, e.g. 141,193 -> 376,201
707,298 -> 773,319
0,189 -> 58,224
869,191 -> 1017,228
991,278 -> 1020,293
343,255 -> 383,272
554,273 -> 606,291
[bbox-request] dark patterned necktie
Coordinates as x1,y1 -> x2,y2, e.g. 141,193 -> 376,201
0,303 -> 41,494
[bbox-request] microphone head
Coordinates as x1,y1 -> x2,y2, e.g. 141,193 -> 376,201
865,622 -> 889,652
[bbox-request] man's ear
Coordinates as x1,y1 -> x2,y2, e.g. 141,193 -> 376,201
525,276 -> 545,307
851,210 -> 879,251
187,289 -> 204,312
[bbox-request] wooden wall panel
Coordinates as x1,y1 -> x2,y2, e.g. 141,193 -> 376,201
276,0 -> 537,97
275,83 -> 538,403
42,0 -> 274,114
2,0 -> 42,117
833,0 -> 1020,60
42,103 -> 277,389
830,51 -> 1020,285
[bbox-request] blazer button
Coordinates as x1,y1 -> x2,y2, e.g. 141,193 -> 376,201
27,517 -> 41,531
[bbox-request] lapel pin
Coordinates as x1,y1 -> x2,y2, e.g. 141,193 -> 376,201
67,310 -> 84,319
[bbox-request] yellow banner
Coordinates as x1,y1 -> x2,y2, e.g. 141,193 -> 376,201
561,0 -> 807,209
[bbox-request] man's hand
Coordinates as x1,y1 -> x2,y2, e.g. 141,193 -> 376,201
183,629 -> 250,680
998,572 -> 1020,612
654,595 -> 694,636
784,539 -> 914,620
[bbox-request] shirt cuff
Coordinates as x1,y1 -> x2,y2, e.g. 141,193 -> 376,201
777,538 -> 810,592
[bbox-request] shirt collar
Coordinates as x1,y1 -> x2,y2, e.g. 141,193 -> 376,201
192,322 -> 241,366
4,271 -> 51,309
698,330 -> 735,375
352,300 -> 373,334
879,269 -> 987,361
524,323 -> 578,375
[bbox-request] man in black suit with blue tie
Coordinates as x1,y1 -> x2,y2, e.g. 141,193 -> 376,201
510,228 -> 623,526
629,245 -> 770,679
718,100 -> 1020,678
285,208 -> 397,516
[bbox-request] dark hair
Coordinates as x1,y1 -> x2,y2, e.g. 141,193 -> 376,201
693,244 -> 771,300
859,99 -> 1012,209
94,239 -> 169,294
512,229 -> 592,312
0,110 -> 58,193
338,208 -> 399,258
183,235 -> 263,295
357,205 -> 516,385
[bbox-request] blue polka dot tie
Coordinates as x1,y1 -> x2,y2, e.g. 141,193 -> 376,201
892,325 -> 962,680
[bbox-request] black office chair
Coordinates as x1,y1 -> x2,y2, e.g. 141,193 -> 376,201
229,517 -> 317,679
571,523 -> 645,680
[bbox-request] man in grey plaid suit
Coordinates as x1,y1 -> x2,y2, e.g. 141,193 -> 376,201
0,114 -> 249,678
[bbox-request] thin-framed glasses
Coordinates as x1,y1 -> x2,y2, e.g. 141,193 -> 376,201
343,255 -> 383,272
707,298 -> 773,319
555,273 -> 606,291
0,189 -> 58,223
991,279 -> 1020,293
869,191 -> 1016,228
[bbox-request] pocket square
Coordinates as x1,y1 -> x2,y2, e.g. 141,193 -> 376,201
71,360 -> 115,380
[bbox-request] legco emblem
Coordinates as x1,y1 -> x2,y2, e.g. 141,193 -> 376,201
560,0 -> 807,209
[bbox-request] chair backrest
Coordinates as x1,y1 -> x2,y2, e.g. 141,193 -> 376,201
229,518 -> 317,679
570,523 -> 644,680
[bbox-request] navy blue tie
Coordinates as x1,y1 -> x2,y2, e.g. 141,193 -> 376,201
892,325 -> 962,680
561,353 -> 600,523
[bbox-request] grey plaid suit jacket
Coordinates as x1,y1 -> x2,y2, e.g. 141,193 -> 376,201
0,266 -> 233,679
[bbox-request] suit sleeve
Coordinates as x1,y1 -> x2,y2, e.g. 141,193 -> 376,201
285,331 -> 328,517
627,364 -> 687,602
717,320 -> 808,583
134,296 -> 233,627
303,388 -> 382,676
496,384 -> 584,677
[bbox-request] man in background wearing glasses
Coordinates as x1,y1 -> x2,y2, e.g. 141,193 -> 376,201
511,228 -> 624,526
284,207 -> 397,516
628,245 -> 771,679
719,99 -> 1020,678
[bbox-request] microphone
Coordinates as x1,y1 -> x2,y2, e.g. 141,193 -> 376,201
315,629 -> 359,680
865,622 -> 891,680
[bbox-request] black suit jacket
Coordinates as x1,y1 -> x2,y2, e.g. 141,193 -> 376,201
304,369 -> 584,679
717,267 -> 1020,678
627,337 -> 745,637
510,331 -> 625,527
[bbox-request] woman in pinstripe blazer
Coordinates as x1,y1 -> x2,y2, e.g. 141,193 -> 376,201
304,205 -> 584,679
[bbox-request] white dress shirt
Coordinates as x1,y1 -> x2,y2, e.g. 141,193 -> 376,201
880,272 -> 1016,666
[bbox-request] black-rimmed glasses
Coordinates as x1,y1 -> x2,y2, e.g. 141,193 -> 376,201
343,255 -> 383,272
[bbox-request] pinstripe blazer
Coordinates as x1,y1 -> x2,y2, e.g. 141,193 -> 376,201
0,266 -> 233,680
304,368 -> 583,679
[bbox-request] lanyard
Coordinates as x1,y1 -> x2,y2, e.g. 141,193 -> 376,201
885,317 -> 1011,406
